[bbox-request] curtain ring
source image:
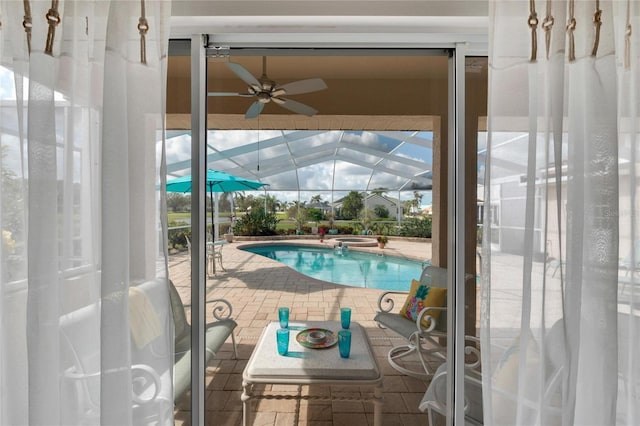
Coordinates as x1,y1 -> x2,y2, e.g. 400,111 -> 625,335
542,15 -> 555,60
45,8 -> 61,56
529,13 -> 539,62
591,7 -> 602,57
567,17 -> 577,62
138,17 -> 149,64
138,0 -> 148,64
23,0 -> 32,54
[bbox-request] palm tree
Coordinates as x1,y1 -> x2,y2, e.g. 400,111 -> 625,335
310,194 -> 323,204
371,187 -> 388,197
403,199 -> 414,215
413,191 -> 423,211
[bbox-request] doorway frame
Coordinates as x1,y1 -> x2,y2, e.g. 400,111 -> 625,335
183,34 -> 481,426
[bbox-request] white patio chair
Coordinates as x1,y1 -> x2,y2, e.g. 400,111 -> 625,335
374,264 -> 477,379
375,265 -> 450,379
207,241 -> 226,275
420,323 -> 566,425
419,336 -> 483,425
185,234 -> 191,257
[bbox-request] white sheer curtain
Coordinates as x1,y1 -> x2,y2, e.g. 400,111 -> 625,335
483,0 -> 640,425
0,1 -> 173,425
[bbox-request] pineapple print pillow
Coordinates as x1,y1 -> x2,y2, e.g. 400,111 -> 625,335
399,279 -> 447,328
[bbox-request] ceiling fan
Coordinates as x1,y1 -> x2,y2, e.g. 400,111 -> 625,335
208,56 -> 328,119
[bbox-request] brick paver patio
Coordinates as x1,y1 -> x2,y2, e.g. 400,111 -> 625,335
169,237 -> 436,426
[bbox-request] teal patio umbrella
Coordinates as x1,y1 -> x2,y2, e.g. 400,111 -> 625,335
166,169 -> 267,238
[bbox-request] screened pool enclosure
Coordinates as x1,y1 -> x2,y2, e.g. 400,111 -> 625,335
166,128 -> 435,231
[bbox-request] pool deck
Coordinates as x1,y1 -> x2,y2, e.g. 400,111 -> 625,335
169,237 -> 436,426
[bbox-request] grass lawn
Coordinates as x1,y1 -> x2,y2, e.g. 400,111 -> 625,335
168,212 -> 190,223
168,212 -> 404,235
168,211 -> 233,223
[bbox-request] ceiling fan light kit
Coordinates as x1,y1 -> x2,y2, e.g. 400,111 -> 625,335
208,56 -> 328,119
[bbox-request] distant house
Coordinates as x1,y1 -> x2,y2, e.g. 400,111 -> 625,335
332,193 -> 403,218
364,193 -> 403,217
307,201 -> 332,216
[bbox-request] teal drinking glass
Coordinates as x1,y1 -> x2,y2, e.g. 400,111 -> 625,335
338,330 -> 351,358
276,328 -> 289,355
278,307 -> 289,328
340,307 -> 351,329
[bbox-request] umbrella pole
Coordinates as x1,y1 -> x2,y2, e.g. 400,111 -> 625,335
209,183 -> 215,241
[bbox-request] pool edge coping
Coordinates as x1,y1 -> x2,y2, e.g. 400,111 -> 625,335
234,239 -> 427,263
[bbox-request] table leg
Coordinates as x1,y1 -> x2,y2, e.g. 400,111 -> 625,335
207,253 -> 215,276
373,385 -> 383,426
241,380 -> 251,426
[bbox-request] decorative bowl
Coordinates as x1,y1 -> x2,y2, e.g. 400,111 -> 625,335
307,330 -> 327,344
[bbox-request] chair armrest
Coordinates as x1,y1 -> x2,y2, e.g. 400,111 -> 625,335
63,363 -> 163,406
416,306 -> 447,333
206,298 -> 234,321
420,341 -> 484,421
463,335 -> 481,369
376,291 -> 409,313
131,364 -> 162,405
63,368 -> 102,380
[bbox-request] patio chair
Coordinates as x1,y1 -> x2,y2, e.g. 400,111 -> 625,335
207,241 -> 226,275
60,280 -> 174,424
185,234 -> 191,256
374,265 -> 475,379
419,335 -> 483,425
420,323 -> 566,425
60,279 -> 238,423
168,279 -> 238,399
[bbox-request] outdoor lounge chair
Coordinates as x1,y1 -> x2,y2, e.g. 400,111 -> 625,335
60,279 -> 238,423
419,323 -> 566,425
374,265 -> 472,379
168,279 -> 237,399
419,336 -> 483,425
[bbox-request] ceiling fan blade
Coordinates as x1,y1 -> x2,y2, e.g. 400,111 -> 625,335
273,78 -> 328,96
275,97 -> 319,117
207,92 -> 254,97
245,101 -> 265,119
226,62 -> 261,90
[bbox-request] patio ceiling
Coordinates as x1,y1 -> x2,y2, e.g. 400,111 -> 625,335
165,50 -> 487,196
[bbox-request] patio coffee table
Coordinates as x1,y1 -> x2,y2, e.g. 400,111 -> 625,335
242,320 -> 383,426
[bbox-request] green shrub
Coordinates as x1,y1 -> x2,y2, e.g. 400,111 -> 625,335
307,208 -> 323,222
374,205 -> 390,218
234,209 -> 279,236
220,223 -> 232,235
334,225 -> 353,235
399,216 -> 432,238
168,222 -> 191,249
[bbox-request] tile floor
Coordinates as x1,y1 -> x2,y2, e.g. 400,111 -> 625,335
169,237 -> 439,426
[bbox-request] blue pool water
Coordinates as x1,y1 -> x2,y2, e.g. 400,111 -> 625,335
242,244 -> 422,291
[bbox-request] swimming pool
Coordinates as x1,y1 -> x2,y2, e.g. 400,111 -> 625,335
242,244 -> 423,291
